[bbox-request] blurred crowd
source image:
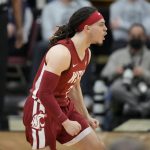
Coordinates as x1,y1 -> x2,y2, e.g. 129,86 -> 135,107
1,0 -> 150,135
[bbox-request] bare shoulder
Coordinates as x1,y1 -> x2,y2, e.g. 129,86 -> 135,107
46,44 -> 71,59
45,44 -> 71,75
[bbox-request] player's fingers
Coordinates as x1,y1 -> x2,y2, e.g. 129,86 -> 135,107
95,119 -> 99,127
91,120 -> 98,129
77,125 -> 81,133
75,121 -> 82,131
73,129 -> 80,136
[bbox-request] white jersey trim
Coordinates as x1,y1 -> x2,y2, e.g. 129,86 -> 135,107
38,103 -> 46,148
32,64 -> 46,99
32,101 -> 38,149
63,126 -> 92,146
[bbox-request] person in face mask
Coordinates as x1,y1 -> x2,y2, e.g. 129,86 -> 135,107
128,24 -> 146,51
109,0 -> 150,51
129,37 -> 144,50
101,23 -> 150,131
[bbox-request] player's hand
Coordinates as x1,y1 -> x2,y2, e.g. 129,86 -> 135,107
62,119 -> 82,136
87,116 -> 99,129
15,28 -> 23,49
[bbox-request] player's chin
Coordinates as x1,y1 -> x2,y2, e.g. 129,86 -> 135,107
95,40 -> 103,46
92,38 -> 104,45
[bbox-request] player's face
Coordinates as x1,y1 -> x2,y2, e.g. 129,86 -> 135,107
89,19 -> 107,45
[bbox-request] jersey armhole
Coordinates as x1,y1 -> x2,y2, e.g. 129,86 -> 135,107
87,48 -> 91,64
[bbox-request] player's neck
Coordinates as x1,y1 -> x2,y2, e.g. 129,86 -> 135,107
71,33 -> 90,53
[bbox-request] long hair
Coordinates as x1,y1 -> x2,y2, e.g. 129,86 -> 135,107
50,7 -> 97,46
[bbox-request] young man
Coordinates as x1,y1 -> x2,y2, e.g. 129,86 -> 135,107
23,7 -> 107,150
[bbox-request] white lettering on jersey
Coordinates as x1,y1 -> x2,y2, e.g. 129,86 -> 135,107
68,70 -> 85,84
73,64 -> 77,67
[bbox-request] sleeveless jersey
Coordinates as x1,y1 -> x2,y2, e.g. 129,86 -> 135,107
30,38 -> 89,106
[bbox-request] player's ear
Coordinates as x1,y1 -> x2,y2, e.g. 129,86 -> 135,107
84,25 -> 90,32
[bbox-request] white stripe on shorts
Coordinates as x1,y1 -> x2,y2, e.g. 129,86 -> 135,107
32,101 -> 38,149
32,129 -> 37,149
38,128 -> 45,148
38,102 -> 46,148
63,126 -> 93,146
32,100 -> 37,116
32,99 -> 46,149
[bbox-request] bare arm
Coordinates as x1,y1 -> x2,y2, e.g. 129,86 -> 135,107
70,85 -> 87,118
69,79 -> 90,119
45,45 -> 71,75
11,0 -> 22,29
69,79 -> 99,129
11,0 -> 23,48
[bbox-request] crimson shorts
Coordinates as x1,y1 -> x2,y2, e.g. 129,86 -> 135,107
23,95 -> 92,150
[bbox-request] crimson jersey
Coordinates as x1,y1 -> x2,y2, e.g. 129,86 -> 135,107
31,38 -> 89,106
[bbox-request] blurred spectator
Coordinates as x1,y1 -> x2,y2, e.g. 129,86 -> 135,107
7,0 -> 33,56
41,0 -> 91,40
110,0 -> 150,51
0,0 -> 23,129
101,24 -> 150,130
26,0 -> 53,18
29,0 -> 92,84
108,137 -> 146,150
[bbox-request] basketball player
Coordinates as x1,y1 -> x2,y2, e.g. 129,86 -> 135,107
23,6 -> 107,150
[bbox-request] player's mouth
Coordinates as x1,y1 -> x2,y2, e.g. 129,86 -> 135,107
103,32 -> 107,40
